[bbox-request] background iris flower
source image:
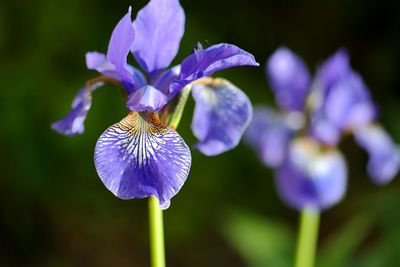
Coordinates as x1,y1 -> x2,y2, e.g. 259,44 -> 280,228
52,0 -> 258,209
245,47 -> 399,211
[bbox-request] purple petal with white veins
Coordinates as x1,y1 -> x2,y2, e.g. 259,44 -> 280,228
126,85 -> 169,112
191,78 -> 253,156
106,7 -> 135,89
276,138 -> 347,211
324,71 -> 376,131
52,82 -> 104,136
354,124 -> 400,185
245,106 -> 301,167
171,43 -> 259,96
267,47 -> 311,111
132,0 -> 185,75
94,112 -> 191,209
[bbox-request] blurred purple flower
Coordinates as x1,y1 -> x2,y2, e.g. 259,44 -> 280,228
52,0 -> 258,209
245,47 -> 399,211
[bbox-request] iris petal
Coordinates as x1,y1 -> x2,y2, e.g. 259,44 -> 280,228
85,52 -> 120,80
52,82 -> 104,136
94,112 -> 191,209
126,85 -> 169,112
171,43 -> 259,96
152,65 -> 181,97
267,47 -> 311,111
106,7 -> 135,89
245,106 -> 300,168
132,0 -> 185,75
191,78 -> 253,156
276,138 -> 347,211
354,124 -> 400,185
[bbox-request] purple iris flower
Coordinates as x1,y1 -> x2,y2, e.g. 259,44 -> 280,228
245,47 -> 399,211
52,0 -> 258,209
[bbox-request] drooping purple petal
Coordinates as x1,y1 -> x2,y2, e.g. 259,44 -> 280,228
267,47 -> 311,111
131,0 -> 185,75
126,85 -> 169,112
191,78 -> 253,156
245,106 -> 303,168
354,124 -> 400,185
324,71 -> 376,131
276,138 -> 347,211
106,7 -> 135,89
94,112 -> 191,209
170,43 -> 259,96
52,82 -> 104,136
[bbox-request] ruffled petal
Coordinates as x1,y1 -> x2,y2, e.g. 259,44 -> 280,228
354,124 -> 400,185
106,7 -> 135,89
132,0 -> 185,74
126,85 -> 169,112
191,78 -> 253,156
52,82 -> 104,136
245,106 -> 302,168
94,112 -> 191,209
276,138 -> 347,211
171,43 -> 259,96
267,47 -> 311,111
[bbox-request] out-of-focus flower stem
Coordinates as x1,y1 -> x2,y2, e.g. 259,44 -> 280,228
149,196 -> 166,267
294,208 -> 320,267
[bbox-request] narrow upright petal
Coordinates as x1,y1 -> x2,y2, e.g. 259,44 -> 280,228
354,124 -> 400,185
106,7 -> 135,89
126,85 -> 169,112
267,47 -> 311,111
132,0 -> 185,74
171,43 -> 259,96
52,82 -> 104,136
191,78 -> 253,156
94,112 -> 191,209
276,138 -> 347,211
244,106 -> 300,168
315,49 -> 350,94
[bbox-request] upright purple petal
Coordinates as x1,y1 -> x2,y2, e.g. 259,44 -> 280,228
52,82 -> 104,136
131,0 -> 185,74
267,47 -> 311,111
170,43 -> 259,96
324,71 -> 376,131
354,124 -> 400,185
245,106 -> 304,168
94,112 -> 191,209
191,78 -> 253,156
276,138 -> 347,211
106,7 -> 135,89
126,85 -> 169,112
315,49 -> 350,94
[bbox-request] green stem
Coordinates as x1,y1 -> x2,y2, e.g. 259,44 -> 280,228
148,196 -> 166,267
295,208 -> 320,267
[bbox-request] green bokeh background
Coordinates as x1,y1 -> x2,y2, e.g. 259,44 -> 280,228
1,0 -> 400,266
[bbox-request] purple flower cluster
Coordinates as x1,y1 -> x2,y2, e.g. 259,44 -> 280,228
245,47 -> 399,211
52,0 -> 258,209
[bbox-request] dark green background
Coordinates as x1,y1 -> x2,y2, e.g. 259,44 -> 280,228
1,0 -> 400,266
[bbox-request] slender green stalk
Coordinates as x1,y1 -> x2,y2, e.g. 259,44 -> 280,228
295,208 -> 320,267
148,196 -> 166,267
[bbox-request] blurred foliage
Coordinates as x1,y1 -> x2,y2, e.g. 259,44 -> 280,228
1,0 -> 400,266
